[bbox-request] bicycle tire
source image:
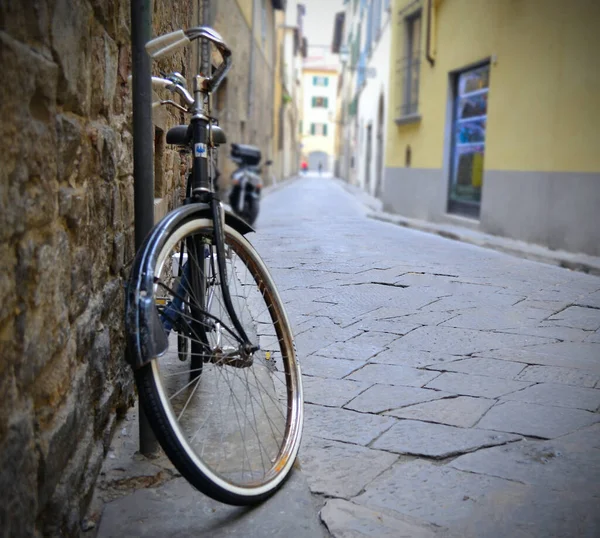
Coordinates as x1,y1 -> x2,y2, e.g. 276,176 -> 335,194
134,217 -> 303,505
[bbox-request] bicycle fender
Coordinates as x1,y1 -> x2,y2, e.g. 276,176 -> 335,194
125,203 -> 254,370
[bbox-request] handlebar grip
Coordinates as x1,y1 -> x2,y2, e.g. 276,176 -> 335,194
145,30 -> 191,59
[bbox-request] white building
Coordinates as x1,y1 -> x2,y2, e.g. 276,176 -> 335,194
301,58 -> 338,172
336,0 -> 392,195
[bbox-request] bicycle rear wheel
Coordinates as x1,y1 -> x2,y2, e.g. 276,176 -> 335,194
134,217 -> 303,505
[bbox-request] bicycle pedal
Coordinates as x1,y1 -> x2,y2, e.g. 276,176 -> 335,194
204,347 -> 254,368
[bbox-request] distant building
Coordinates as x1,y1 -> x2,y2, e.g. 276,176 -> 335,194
272,1 -> 306,181
301,59 -> 339,172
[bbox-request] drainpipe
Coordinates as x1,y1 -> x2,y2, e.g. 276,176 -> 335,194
426,0 -> 435,66
130,0 -> 159,456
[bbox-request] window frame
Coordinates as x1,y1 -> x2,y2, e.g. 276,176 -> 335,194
397,9 -> 422,121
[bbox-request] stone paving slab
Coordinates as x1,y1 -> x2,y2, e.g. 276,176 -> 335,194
439,308 -> 548,331
299,355 -> 366,379
303,403 -> 396,446
585,330 -> 600,343
385,396 -> 496,428
424,371 -> 531,398
476,400 -> 600,438
450,437 -> 600,495
320,499 -> 444,538
354,459 -> 600,537
515,365 -> 600,388
477,342 -> 600,373
302,376 -> 372,407
496,324 -> 594,342
347,363 -> 440,387
380,325 -> 554,356
344,385 -> 454,414
343,318 -> 422,336
299,437 -> 397,498
316,330 -> 400,361
425,357 -> 526,379
547,305 -> 600,331
393,310 -> 458,326
557,422 -> 600,448
96,471 -> 325,538
371,420 -> 520,458
500,382 -> 600,412
294,325 -> 363,356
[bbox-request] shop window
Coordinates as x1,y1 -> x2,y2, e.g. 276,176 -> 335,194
448,63 -> 490,218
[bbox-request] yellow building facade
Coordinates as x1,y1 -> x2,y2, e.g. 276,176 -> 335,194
384,0 -> 600,256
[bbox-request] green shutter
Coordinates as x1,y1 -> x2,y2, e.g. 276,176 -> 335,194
325,78 -> 329,87
323,124 -> 328,136
311,97 -> 316,107
324,97 -> 329,108
310,123 -> 315,135
313,76 -> 318,85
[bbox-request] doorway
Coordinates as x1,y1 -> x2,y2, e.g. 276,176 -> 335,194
375,95 -> 384,198
447,63 -> 490,218
365,124 -> 373,191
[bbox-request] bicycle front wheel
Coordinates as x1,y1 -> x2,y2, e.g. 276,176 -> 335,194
135,217 -> 303,505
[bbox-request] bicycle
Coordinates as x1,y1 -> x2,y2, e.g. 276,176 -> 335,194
125,26 -> 303,506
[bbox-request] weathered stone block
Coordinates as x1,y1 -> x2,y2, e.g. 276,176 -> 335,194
345,384 -> 454,414
51,0 -> 93,115
302,376 -> 371,407
111,232 -> 125,275
0,408 -> 38,538
37,365 -> 90,510
477,400 -> 600,439
500,382 -> 600,412
56,114 -> 83,182
321,499 -> 442,538
300,436 -> 398,498
386,396 -> 496,428
304,403 -> 396,446
424,372 -> 531,399
372,420 -> 520,458
0,243 -> 17,327
516,364 -> 599,388
347,363 -> 440,388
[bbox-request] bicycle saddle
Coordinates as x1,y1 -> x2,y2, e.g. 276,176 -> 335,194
166,124 -> 227,146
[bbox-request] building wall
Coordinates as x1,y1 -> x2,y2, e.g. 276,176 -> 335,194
0,0 -> 193,535
383,0 -> 600,256
214,0 -> 277,187
356,3 -> 392,196
301,68 -> 338,170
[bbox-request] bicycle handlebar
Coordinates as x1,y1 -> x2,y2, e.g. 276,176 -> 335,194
145,26 -> 232,93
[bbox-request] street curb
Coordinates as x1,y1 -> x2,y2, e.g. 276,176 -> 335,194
331,177 -> 600,277
368,210 -> 600,277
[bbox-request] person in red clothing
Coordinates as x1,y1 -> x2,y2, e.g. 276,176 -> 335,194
301,160 -> 308,175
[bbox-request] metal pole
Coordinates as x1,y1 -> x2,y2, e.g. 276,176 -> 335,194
131,0 -> 159,456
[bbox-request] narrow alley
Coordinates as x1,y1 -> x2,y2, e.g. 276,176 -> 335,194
253,174 -> 600,537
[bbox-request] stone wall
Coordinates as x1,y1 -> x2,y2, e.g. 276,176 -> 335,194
212,0 -> 277,187
0,0 -> 192,535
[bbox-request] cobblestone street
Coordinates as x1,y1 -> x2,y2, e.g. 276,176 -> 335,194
253,174 -> 600,537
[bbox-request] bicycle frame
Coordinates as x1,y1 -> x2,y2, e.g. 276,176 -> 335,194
125,27 -> 258,370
